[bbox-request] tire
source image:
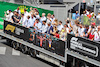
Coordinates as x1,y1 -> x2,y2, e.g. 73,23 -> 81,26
78,62 -> 87,67
20,44 -> 28,54
66,61 -> 74,67
29,48 -> 36,57
12,41 -> 19,50
6,39 -> 12,46
79,63 -> 85,67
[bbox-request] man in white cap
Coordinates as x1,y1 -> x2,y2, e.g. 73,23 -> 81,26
8,10 -> 13,22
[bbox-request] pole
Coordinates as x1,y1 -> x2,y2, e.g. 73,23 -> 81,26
94,0 -> 96,14
66,4 -> 68,18
78,0 -> 81,15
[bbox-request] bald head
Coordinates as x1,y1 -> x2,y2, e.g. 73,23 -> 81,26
98,26 -> 100,28
42,13 -> 45,17
98,26 -> 100,31
76,11 -> 78,14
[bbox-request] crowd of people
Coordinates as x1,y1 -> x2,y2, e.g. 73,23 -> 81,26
4,7 -> 100,41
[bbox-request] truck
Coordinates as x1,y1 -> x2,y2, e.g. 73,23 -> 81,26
0,20 -> 100,67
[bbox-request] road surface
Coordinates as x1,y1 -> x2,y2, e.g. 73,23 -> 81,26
0,39 -> 57,67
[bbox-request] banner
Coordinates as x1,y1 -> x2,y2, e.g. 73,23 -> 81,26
0,18 -> 3,29
0,1 -> 54,18
67,34 -> 100,62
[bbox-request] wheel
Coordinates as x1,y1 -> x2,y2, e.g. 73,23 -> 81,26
29,48 -> 36,57
66,61 -> 75,67
20,44 -> 28,54
76,61 -> 87,67
79,62 -> 86,67
6,39 -> 12,46
12,41 -> 19,50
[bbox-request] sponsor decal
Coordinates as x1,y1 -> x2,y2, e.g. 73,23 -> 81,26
15,27 -> 24,35
70,37 -> 98,57
5,24 -> 15,33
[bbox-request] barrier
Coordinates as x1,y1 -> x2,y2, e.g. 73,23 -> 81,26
4,20 -> 30,41
4,20 -> 66,57
67,34 -> 100,62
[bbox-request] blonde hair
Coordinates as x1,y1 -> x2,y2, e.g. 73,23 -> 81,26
47,13 -> 51,16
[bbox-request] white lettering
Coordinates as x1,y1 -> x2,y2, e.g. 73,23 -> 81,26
70,37 -> 97,55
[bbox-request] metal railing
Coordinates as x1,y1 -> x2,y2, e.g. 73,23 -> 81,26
0,0 -> 40,7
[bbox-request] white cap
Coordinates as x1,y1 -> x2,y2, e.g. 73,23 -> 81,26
7,10 -> 9,14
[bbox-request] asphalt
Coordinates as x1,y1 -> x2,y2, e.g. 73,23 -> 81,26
0,39 -> 57,67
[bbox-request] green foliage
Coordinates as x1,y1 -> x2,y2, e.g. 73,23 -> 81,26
82,16 -> 96,25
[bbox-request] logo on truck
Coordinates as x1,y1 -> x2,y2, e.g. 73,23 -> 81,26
15,27 -> 24,35
5,24 -> 15,33
70,37 -> 99,57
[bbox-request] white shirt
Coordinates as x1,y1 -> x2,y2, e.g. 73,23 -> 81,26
67,23 -> 71,28
19,17 -> 25,26
86,11 -> 89,15
24,11 -> 31,19
51,17 -> 55,23
66,28 -> 69,33
97,15 -> 100,19
24,19 -> 30,27
30,17 -> 36,26
8,12 -> 13,22
47,18 -> 52,23
36,15 -> 40,19
41,16 -> 46,21
40,24 -> 48,33
5,15 -> 10,21
88,27 -> 97,34
94,31 -> 100,41
24,18 -> 33,28
57,24 -> 63,31
35,22 -> 42,29
73,25 -> 78,34
24,11 -> 29,17
78,27 -> 85,37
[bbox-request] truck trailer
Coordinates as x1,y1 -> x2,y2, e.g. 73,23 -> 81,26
0,20 -> 100,67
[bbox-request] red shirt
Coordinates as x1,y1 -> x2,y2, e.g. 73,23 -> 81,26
87,14 -> 91,18
55,33 -> 59,38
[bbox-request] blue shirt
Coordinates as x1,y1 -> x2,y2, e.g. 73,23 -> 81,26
75,13 -> 80,19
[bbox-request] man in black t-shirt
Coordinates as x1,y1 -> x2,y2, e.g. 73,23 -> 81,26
11,11 -> 16,23
11,11 -> 21,23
